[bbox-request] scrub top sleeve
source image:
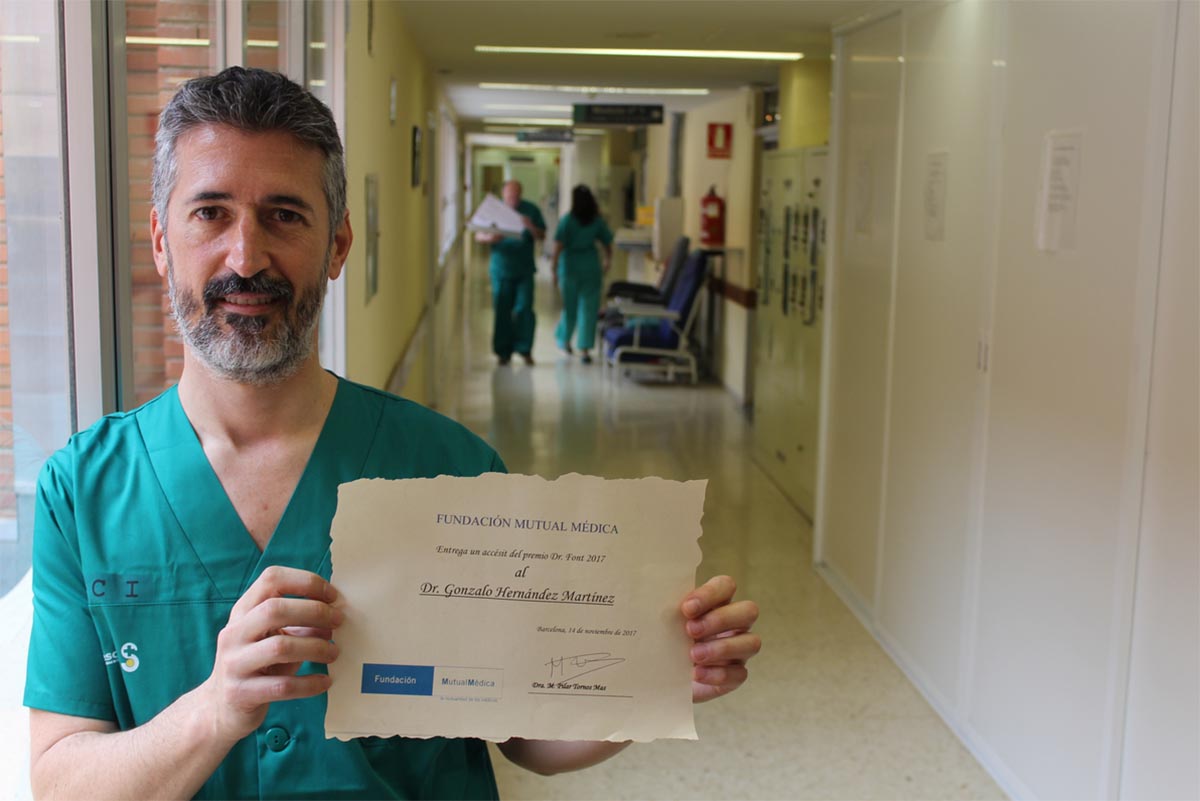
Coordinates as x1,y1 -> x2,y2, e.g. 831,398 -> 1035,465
554,215 -> 570,244
23,458 -> 117,722
532,205 -> 547,232
488,451 -> 508,474
598,219 -> 614,246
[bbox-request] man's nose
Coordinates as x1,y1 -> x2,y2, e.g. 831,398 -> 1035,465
225,215 -> 270,276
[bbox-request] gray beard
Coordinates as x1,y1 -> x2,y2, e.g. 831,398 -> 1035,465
166,247 -> 328,386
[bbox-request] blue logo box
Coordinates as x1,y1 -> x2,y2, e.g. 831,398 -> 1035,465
361,663 -> 434,696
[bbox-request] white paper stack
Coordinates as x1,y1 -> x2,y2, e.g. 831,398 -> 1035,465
467,194 -> 526,237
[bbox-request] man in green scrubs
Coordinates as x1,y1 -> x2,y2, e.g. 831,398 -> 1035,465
24,68 -> 761,800
476,181 -> 545,366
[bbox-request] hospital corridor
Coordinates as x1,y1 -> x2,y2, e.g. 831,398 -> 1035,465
0,1 -> 1197,799
445,264 -> 1004,800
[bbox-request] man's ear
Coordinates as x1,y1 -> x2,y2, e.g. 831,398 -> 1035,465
327,211 -> 353,281
151,207 -> 168,279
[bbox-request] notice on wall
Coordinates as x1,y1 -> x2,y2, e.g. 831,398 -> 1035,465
924,152 -> 949,242
1036,130 -> 1083,252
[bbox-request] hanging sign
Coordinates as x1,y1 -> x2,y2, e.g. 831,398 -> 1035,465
573,104 -> 664,125
707,123 -> 733,159
516,129 -> 574,143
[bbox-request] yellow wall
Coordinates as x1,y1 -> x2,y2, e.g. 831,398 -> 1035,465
602,129 -> 634,167
642,122 -> 670,205
343,2 -> 433,400
778,58 -> 832,149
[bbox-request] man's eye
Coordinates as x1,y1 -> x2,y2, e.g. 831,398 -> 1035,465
194,207 -> 221,221
274,209 -> 304,223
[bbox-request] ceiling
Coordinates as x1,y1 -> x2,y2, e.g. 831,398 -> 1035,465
395,1 -> 892,123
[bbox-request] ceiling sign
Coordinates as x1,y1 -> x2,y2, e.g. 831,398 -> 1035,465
707,123 -> 733,159
516,129 -> 574,143
572,104 -> 665,125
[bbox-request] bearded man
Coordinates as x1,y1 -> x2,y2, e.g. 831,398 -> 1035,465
23,68 -> 760,800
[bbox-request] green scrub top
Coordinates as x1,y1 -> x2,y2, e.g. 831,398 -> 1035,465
24,377 -> 505,800
489,198 -> 545,279
554,214 -> 614,276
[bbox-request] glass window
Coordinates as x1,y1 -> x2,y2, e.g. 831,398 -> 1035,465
245,0 -> 285,73
438,107 -> 460,260
0,2 -> 75,594
123,0 -> 218,406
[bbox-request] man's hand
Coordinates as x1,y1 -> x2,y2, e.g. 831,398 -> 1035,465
521,215 -> 546,241
682,575 -> 761,703
199,566 -> 342,744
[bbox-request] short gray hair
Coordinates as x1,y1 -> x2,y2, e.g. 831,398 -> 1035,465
152,67 -> 346,242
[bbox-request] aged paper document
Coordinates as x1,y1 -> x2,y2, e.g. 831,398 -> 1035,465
325,473 -> 705,742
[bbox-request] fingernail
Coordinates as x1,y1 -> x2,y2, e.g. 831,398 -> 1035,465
683,599 -> 702,617
331,608 -> 345,626
325,584 -> 339,602
686,620 -> 705,637
691,644 -> 709,662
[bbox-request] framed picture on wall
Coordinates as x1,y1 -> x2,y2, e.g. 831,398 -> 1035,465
411,125 -> 422,188
365,174 -> 379,303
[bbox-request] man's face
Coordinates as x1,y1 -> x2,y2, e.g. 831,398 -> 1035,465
502,181 -> 522,209
151,124 -> 351,385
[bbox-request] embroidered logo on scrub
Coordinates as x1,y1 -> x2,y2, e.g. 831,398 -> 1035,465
104,642 -> 140,673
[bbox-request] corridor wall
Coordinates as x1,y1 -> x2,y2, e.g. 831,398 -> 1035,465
816,2 -> 1198,799
778,58 -> 831,151
343,1 -> 435,401
680,89 -> 758,402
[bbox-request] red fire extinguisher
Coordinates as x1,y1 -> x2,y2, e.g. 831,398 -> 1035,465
700,186 -> 726,247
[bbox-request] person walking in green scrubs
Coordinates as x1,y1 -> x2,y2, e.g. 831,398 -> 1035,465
24,68 -> 762,800
551,185 -> 613,364
476,180 -> 545,366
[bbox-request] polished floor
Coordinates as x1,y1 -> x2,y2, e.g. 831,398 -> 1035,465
441,262 -> 1006,800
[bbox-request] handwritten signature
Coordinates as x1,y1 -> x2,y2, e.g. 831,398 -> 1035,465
546,652 -> 626,683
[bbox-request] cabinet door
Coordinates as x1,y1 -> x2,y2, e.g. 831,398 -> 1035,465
874,1 -> 1003,710
819,13 -> 904,606
752,150 -> 802,495
969,3 -> 1179,798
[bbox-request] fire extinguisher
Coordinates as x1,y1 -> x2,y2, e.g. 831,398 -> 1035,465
700,186 -> 726,248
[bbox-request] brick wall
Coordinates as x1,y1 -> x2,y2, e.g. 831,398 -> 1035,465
127,0 -> 215,405
126,1 -> 285,405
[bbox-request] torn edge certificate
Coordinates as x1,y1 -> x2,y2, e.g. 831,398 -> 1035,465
325,473 -> 705,743
466,193 -> 526,236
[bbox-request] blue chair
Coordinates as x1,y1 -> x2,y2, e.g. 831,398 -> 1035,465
602,250 -> 709,384
604,236 -> 690,305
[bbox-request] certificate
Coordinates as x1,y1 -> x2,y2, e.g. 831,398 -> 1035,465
325,473 -> 705,743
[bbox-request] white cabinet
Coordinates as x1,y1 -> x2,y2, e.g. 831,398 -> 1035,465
818,2 -> 1197,798
752,147 -> 828,518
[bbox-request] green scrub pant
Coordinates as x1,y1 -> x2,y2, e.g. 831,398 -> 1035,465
555,261 -> 603,351
490,270 -> 536,359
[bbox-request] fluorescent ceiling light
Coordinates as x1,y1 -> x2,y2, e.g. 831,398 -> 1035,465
480,82 -> 709,96
476,45 -> 802,61
126,36 -> 210,47
0,34 -> 41,44
247,39 -> 279,48
485,104 -> 573,113
482,117 -> 573,127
